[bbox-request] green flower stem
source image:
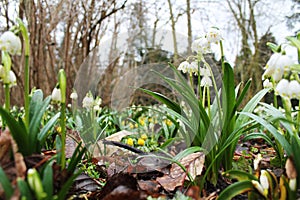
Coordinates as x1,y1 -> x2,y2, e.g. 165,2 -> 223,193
2,51 -> 12,112
197,62 -> 202,101
202,86 -> 206,108
189,73 -> 194,91
220,41 -> 225,74
207,86 -> 211,118
17,18 -> 30,129
4,84 -> 10,111
58,69 -> 67,169
60,102 -> 66,169
202,56 -> 222,127
297,101 -> 300,133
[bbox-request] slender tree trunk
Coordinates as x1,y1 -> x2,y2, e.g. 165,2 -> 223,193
167,0 -> 178,63
186,0 -> 192,54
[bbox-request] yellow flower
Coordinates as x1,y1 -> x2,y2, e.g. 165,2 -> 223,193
56,126 -> 62,133
137,138 -> 145,146
141,134 -> 147,140
129,123 -> 135,129
164,119 -> 173,126
139,117 -> 146,126
148,117 -> 153,123
127,138 -> 134,146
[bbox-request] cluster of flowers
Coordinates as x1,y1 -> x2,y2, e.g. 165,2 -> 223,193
52,89 -> 102,111
0,31 -> 21,87
126,133 -> 148,146
252,154 -> 297,197
178,27 -> 222,87
262,49 -> 300,100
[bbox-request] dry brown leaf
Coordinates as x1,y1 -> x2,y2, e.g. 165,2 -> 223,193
0,128 -> 13,165
138,180 -> 161,194
156,152 -> 205,192
11,137 -> 26,179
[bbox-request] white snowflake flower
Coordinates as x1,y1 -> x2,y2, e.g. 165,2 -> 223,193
206,27 -> 222,44
51,87 -> 62,102
0,31 -> 22,55
191,37 -> 211,54
82,93 -> 94,109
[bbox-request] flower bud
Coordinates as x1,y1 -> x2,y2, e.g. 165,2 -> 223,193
27,168 -> 47,199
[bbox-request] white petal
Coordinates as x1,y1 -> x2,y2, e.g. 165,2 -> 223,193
206,27 -> 222,44
0,31 -> 22,56
288,80 -> 300,99
51,88 -> 62,102
70,91 -> 78,100
276,79 -> 289,97
260,170 -> 269,190
8,70 -> 17,87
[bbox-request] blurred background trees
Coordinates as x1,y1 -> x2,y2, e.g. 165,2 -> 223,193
0,0 -> 298,106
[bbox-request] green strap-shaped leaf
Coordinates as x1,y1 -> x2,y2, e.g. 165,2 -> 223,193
222,62 -> 236,130
0,167 -> 14,199
17,178 -> 33,200
0,107 -> 29,155
235,79 -> 251,110
42,161 -> 54,199
217,180 -> 254,200
240,112 -> 292,155
235,88 -> 270,129
138,88 -> 181,114
222,170 -> 258,182
38,112 -> 60,144
29,95 -> 51,154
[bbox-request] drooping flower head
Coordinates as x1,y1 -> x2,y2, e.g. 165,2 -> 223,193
82,92 -> 94,109
259,170 -> 270,196
191,37 -> 211,54
0,31 -> 22,56
276,79 -> 300,100
51,87 -> 62,102
178,61 -> 198,75
8,70 -> 17,87
262,53 -> 294,82
70,90 -> 78,100
206,27 -> 222,44
200,67 -> 212,87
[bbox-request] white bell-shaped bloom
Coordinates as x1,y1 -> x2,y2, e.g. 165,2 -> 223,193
263,79 -> 273,88
178,61 -> 198,75
200,67 -> 212,87
276,79 -> 300,99
260,170 -> 269,196
191,37 -> 211,54
206,27 -> 222,44
51,87 -> 62,102
8,70 -> 17,87
70,91 -> 78,100
263,53 -> 294,82
0,31 -> 22,55
288,80 -> 300,99
275,79 -> 289,98
82,93 -> 94,109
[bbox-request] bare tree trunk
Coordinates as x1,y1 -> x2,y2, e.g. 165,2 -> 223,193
186,0 -> 192,54
167,0 -> 178,63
